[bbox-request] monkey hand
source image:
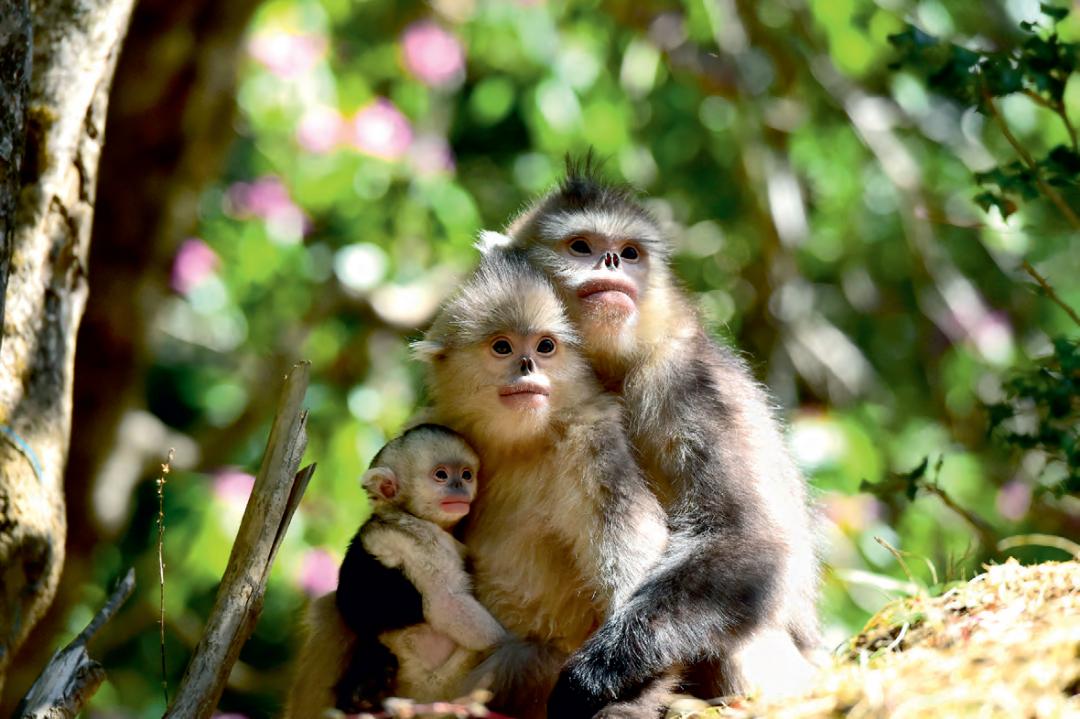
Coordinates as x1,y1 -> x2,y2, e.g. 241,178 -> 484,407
546,639 -> 626,719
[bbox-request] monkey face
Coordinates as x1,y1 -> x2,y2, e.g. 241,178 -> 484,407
553,233 -> 649,324
364,435 -> 479,529
410,460 -> 478,529
485,331 -> 559,412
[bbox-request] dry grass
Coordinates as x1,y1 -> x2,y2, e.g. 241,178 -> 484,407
671,559 -> 1080,719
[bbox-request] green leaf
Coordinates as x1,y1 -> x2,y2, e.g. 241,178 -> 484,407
1040,3 -> 1070,22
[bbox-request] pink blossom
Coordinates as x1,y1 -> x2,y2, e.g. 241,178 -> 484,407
296,105 -> 346,154
171,238 -> 219,294
213,469 -> 255,506
298,548 -> 339,597
349,99 -> 413,160
401,22 -> 465,88
996,480 -> 1031,521
248,30 -> 326,78
407,134 -> 455,176
225,176 -> 309,241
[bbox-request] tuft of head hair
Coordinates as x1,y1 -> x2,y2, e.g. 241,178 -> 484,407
503,150 -> 668,259
413,249 -> 578,360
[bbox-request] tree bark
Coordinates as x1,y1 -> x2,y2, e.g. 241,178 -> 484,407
3,3 -> 263,704
0,0 -> 135,693
0,0 -> 31,354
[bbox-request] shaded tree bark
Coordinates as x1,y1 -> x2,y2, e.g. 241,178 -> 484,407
0,0 -> 31,353
0,0 -> 135,694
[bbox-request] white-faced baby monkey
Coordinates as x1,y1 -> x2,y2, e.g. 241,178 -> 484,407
492,156 -> 822,717
414,249 -> 669,718
283,425 -> 505,718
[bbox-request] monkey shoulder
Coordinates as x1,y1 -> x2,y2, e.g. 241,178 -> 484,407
361,514 -> 466,568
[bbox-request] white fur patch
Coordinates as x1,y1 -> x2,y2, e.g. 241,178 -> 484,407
538,208 -> 662,247
475,230 -> 513,253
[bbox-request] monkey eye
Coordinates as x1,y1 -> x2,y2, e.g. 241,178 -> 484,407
620,245 -> 640,262
536,337 -> 557,355
462,469 -> 473,481
491,337 -> 513,356
568,238 -> 592,256
433,468 -> 449,483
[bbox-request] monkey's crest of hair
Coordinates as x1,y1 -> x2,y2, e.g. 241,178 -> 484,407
501,152 -> 670,262
414,250 -> 579,360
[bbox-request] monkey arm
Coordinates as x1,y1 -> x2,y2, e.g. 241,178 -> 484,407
422,589 -> 506,651
548,527 -> 784,718
367,516 -> 506,652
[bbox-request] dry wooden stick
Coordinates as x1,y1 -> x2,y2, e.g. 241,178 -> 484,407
14,568 -> 136,719
157,448 -> 174,706
164,361 -> 315,719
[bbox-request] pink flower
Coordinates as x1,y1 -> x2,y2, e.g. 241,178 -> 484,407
407,134 -> 455,176
298,548 -> 339,597
401,21 -> 465,88
996,480 -> 1031,522
248,30 -> 326,78
349,99 -> 413,160
172,238 -> 219,294
296,105 -> 346,154
225,176 -> 308,242
213,469 -> 256,506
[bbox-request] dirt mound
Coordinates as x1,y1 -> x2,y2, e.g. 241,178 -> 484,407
682,559 -> 1080,719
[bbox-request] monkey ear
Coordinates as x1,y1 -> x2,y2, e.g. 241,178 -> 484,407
410,339 -> 446,363
474,230 -> 513,254
362,467 -> 398,501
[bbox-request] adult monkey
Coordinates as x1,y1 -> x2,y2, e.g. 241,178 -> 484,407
492,157 -> 821,717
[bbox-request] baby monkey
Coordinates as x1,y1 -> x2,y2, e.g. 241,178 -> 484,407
283,425 -> 505,718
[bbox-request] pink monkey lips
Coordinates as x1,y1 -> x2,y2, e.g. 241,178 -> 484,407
439,499 -> 471,515
577,277 -> 638,314
498,381 -> 550,410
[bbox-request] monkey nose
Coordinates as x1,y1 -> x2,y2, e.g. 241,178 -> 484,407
603,252 -> 620,269
520,356 -> 535,374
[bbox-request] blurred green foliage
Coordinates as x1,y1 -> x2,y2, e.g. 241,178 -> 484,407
60,0 -> 1080,716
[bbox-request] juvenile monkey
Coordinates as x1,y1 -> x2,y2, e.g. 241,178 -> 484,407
413,250 -> 670,717
494,157 -> 821,716
283,425 -> 505,718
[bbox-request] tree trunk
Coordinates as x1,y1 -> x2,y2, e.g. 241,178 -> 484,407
3,2 -> 262,705
0,0 -> 135,693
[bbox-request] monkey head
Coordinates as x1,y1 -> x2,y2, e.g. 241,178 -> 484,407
414,251 -> 593,446
492,157 -> 681,369
362,424 -> 479,529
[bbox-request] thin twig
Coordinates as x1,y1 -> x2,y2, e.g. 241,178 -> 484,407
918,455 -> 1000,552
1020,260 -> 1080,328
998,533 -> 1080,558
922,483 -> 999,551
157,449 -> 174,706
1022,88 -> 1080,153
983,87 -> 1080,230
874,537 -> 921,593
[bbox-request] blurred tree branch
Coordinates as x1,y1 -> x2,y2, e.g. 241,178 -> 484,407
0,0 -> 135,695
